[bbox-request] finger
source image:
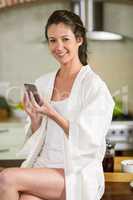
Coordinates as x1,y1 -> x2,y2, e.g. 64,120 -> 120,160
23,92 -> 30,106
34,106 -> 47,115
39,96 -> 44,106
30,91 -> 40,108
32,100 -> 49,115
23,92 -> 33,111
22,93 -> 28,108
23,92 -> 27,104
24,92 -> 30,103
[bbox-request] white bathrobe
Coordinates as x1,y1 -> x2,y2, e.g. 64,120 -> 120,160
18,64 -> 115,200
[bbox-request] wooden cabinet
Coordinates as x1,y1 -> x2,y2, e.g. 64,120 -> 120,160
95,0 -> 133,4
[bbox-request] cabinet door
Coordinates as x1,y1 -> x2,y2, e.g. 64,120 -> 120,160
0,122 -> 26,160
0,122 -> 25,147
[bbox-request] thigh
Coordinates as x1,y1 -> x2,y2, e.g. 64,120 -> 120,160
3,167 -> 65,200
19,193 -> 46,200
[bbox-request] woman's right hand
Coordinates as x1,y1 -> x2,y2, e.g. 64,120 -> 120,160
23,92 -> 43,132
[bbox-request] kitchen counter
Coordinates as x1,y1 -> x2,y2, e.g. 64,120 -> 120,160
105,157 -> 133,182
102,182 -> 133,200
102,156 -> 133,200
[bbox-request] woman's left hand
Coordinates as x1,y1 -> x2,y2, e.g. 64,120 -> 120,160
29,92 -> 57,119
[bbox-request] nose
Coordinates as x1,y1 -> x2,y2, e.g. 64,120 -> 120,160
55,40 -> 64,51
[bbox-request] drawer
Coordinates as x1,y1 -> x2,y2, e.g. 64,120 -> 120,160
0,122 -> 25,149
0,145 -> 26,160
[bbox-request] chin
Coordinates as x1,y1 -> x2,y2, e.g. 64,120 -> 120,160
59,60 -> 69,65
57,57 -> 73,65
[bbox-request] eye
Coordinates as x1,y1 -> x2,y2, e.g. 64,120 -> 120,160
49,39 -> 56,43
62,38 -> 69,42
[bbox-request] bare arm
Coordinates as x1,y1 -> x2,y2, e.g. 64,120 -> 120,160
50,109 -> 69,136
31,117 -> 42,133
29,92 -> 69,136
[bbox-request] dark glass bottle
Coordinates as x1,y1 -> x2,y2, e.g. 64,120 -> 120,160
103,139 -> 115,172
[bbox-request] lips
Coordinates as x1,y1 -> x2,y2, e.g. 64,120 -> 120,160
56,52 -> 67,57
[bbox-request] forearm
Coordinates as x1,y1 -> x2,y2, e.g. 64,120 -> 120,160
29,100 -> 69,136
50,110 -> 69,137
31,117 -> 42,133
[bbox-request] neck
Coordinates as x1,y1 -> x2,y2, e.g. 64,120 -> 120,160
58,59 -> 83,79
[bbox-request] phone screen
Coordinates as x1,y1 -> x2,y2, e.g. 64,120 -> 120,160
24,84 -> 43,106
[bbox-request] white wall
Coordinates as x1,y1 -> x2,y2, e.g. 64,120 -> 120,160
0,0 -> 70,86
89,2 -> 133,112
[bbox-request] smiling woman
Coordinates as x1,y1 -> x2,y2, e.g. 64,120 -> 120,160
45,10 -> 88,67
0,10 -> 114,200
47,23 -> 83,66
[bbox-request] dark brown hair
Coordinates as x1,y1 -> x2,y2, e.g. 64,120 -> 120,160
45,10 -> 88,66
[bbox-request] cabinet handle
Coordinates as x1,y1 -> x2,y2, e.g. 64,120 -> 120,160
0,148 -> 9,152
0,129 -> 9,133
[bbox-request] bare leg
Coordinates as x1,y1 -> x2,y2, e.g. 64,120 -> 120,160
0,170 -> 19,200
0,167 -> 65,200
19,193 -> 46,200
0,167 -> 4,172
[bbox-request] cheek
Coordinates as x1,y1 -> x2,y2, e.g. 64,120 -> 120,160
69,45 -> 78,55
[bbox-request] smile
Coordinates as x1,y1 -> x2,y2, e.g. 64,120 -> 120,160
56,52 -> 67,57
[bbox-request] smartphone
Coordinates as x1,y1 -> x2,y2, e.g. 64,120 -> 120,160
24,83 -> 43,106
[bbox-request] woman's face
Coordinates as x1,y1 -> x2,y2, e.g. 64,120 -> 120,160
47,23 -> 82,65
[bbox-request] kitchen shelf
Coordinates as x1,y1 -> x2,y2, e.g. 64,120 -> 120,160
95,0 -> 133,4
105,156 -> 133,182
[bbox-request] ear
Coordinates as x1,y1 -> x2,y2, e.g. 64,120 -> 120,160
76,37 -> 83,46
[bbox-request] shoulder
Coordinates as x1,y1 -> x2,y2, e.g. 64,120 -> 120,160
81,64 -> 107,93
81,64 -> 114,107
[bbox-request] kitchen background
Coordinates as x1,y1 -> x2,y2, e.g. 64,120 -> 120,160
1,2 -> 133,198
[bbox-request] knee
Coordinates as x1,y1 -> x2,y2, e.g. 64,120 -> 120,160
0,169 -> 11,192
19,194 -> 29,200
0,168 -> 16,192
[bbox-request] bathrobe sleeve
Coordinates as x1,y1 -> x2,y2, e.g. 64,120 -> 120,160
24,116 -> 32,141
69,75 -> 115,158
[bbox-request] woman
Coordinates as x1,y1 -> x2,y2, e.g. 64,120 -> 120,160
0,10 -> 114,200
